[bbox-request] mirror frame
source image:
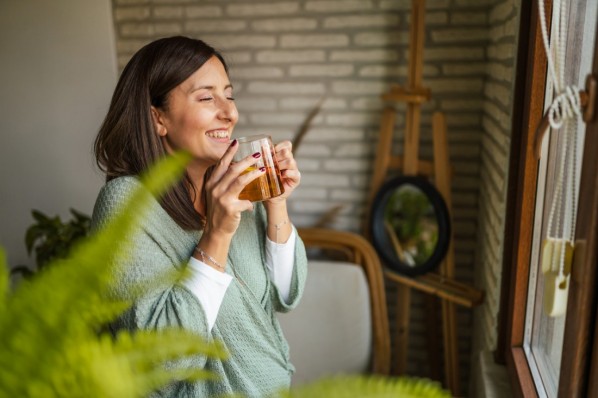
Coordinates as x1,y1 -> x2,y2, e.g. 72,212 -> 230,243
369,175 -> 451,276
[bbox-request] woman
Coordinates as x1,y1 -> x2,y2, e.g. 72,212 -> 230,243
91,36 -> 307,397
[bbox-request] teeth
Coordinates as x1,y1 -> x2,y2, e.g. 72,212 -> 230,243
206,130 -> 229,139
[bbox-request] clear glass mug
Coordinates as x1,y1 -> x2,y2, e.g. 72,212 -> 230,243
232,135 -> 285,202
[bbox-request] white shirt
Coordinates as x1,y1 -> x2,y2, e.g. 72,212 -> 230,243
181,228 -> 297,330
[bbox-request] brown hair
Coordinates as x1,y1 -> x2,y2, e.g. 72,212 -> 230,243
94,36 -> 228,230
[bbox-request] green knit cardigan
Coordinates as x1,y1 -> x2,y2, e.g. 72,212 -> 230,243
91,176 -> 308,398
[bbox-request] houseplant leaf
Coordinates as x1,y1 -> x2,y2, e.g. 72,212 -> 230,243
281,375 -> 451,398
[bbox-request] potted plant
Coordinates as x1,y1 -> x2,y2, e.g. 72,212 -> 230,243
11,208 -> 91,278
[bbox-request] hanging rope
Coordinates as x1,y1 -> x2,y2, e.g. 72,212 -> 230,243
537,0 -> 580,308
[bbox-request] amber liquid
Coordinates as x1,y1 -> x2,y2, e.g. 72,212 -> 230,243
239,165 -> 285,202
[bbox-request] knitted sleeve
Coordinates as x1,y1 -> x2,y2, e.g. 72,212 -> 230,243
254,204 -> 308,313
91,177 -> 211,362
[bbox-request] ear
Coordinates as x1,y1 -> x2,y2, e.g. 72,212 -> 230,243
150,106 -> 168,137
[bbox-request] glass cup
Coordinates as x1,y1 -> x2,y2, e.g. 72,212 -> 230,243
233,134 -> 285,202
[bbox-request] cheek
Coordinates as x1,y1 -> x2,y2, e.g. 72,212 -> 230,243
187,110 -> 212,130
231,106 -> 240,125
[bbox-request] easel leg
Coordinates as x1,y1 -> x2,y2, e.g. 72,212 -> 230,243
394,284 -> 411,375
372,108 -> 396,197
433,112 -> 460,395
364,107 -> 397,237
442,297 -> 460,394
425,295 -> 441,381
403,104 -> 421,175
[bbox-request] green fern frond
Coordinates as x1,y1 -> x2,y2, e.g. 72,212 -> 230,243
111,328 -> 228,364
139,151 -> 192,196
0,152 -> 222,398
279,375 -> 451,398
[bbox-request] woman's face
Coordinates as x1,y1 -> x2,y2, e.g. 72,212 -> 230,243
152,56 -> 238,169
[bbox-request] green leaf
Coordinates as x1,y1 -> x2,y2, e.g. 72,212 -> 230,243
31,209 -> 50,224
9,265 -> 34,279
24,225 -> 44,255
69,208 -> 91,223
281,375 -> 451,398
139,151 -> 192,197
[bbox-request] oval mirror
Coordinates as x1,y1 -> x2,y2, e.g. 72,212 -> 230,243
369,175 -> 451,276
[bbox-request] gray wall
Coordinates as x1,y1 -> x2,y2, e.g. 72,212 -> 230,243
0,0 -> 117,268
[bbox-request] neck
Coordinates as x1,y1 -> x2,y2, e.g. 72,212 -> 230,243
186,164 -> 207,217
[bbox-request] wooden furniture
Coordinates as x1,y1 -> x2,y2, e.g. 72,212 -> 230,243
364,0 -> 484,395
277,227 -> 391,383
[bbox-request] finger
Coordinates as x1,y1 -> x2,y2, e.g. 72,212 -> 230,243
281,168 -> 301,184
275,140 -> 293,153
278,156 -> 298,174
202,164 -> 216,197
216,152 -> 262,193
275,141 -> 293,159
225,165 -> 267,197
275,149 -> 295,173
236,163 -> 266,187
210,139 -> 240,182
213,195 -> 255,215
276,147 -> 293,161
276,156 -> 296,171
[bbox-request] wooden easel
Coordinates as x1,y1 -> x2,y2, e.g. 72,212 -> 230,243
365,0 -> 484,395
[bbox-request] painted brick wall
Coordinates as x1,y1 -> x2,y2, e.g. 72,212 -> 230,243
109,0 -> 512,394
472,0 -> 519,359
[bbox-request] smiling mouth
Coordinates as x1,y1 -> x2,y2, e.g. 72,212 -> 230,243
206,130 -> 229,140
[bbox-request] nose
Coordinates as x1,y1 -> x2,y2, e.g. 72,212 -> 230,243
217,97 -> 238,122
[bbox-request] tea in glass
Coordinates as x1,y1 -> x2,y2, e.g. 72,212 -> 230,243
233,135 -> 285,202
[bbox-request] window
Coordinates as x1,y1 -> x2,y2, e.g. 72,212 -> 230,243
522,2 -> 597,396
499,1 -> 598,397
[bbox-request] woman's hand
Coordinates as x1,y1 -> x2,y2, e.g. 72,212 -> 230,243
267,140 -> 301,204
202,140 -> 264,237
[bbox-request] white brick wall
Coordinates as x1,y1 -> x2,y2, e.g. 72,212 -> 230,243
109,0 -> 520,394
473,0 -> 519,367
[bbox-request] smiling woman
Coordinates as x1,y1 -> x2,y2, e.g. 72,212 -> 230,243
91,36 -> 307,398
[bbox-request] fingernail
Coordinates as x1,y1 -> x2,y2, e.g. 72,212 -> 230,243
259,167 -> 266,172
252,152 -> 261,158
230,139 -> 237,147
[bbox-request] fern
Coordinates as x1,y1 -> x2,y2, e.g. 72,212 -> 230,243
280,375 -> 451,398
0,152 -> 225,398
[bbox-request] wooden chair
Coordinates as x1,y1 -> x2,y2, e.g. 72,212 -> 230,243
277,227 -> 391,384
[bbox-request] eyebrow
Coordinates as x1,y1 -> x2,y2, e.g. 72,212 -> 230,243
189,84 -> 233,94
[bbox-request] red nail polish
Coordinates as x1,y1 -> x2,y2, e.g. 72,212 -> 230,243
259,167 -> 266,172
230,139 -> 237,147
252,152 -> 261,158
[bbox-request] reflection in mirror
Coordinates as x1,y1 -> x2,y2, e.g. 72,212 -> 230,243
370,175 -> 451,276
383,184 -> 439,267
